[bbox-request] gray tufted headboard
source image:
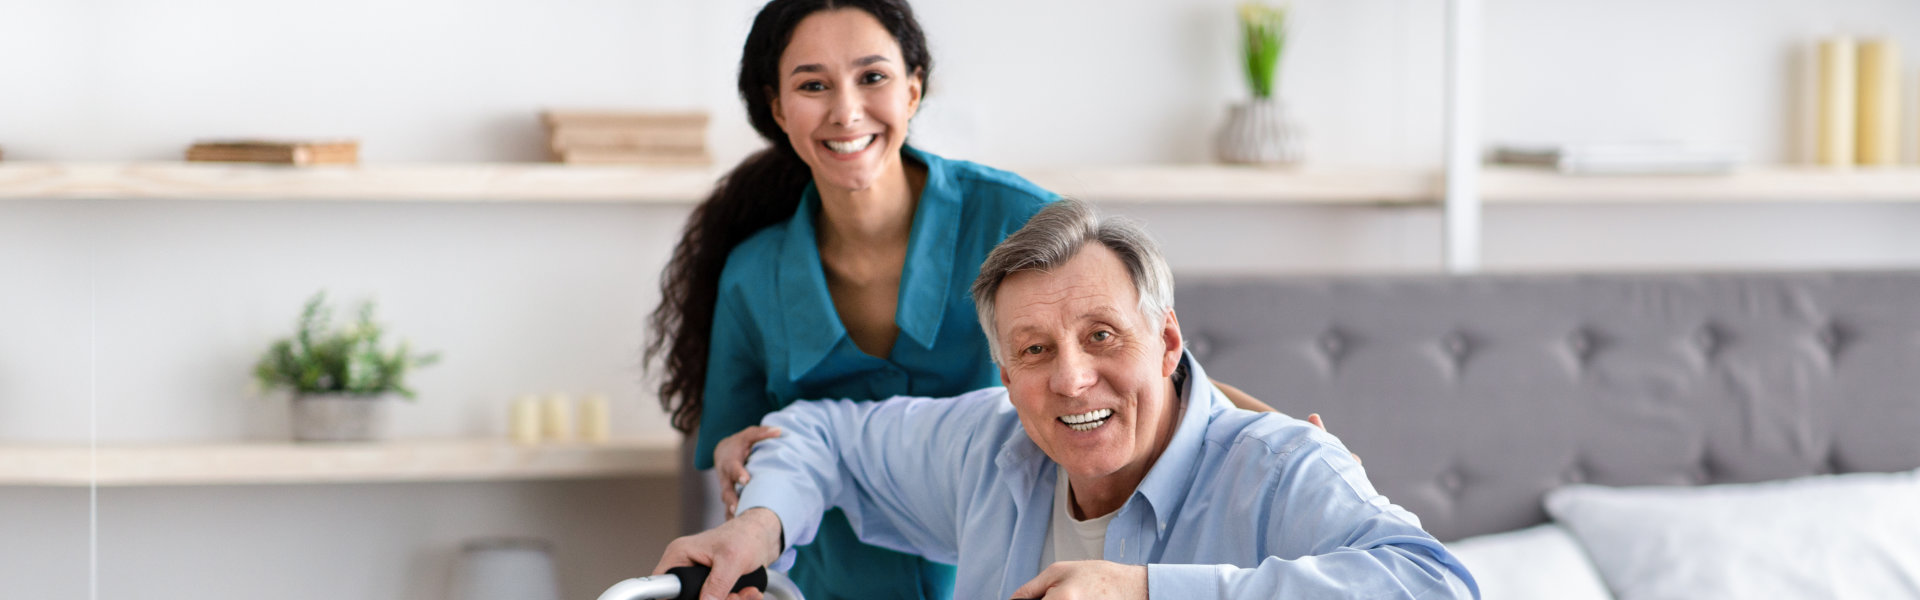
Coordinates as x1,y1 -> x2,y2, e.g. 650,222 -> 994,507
1175,271 -> 1920,542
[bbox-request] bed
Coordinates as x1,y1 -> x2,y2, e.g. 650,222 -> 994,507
1176,270 -> 1920,599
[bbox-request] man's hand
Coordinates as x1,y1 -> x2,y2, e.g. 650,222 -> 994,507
1010,560 -> 1148,600
651,507 -> 785,600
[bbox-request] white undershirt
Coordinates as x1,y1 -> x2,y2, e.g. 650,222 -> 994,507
1039,467 -> 1116,567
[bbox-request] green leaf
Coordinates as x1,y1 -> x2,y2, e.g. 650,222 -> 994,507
254,292 -> 438,398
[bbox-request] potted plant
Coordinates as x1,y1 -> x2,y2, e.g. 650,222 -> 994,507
1216,2 -> 1302,165
254,292 -> 439,442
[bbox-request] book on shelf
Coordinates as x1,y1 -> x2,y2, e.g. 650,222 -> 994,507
556,147 -> 712,166
541,110 -> 709,130
186,140 -> 359,166
548,127 -> 706,154
1491,142 -> 1743,175
541,109 -> 711,166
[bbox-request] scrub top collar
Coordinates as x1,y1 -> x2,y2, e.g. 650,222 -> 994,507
776,145 -> 962,381
994,350 -> 1215,532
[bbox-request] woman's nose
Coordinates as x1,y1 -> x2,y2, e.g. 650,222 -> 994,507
1049,347 -> 1097,398
829,87 -> 863,127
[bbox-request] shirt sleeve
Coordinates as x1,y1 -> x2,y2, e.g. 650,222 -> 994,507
1145,437 -> 1479,600
734,390 -> 1000,568
692,281 -> 773,470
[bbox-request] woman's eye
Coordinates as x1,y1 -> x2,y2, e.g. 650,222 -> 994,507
798,81 -> 826,92
861,71 -> 887,84
1091,331 -> 1113,342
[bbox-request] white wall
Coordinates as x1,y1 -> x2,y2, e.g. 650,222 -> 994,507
5,0 -> 1920,598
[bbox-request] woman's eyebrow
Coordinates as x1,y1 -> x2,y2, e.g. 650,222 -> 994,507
790,55 -> 891,75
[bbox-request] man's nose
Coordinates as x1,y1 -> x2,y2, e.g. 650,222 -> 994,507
1049,346 -> 1097,398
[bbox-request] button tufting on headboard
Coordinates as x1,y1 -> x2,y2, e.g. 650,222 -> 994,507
1175,271 -> 1920,541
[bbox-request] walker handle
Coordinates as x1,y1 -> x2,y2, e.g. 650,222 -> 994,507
666,564 -> 768,600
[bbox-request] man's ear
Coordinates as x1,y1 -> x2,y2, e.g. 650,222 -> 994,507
998,359 -> 1011,387
1160,309 -> 1183,377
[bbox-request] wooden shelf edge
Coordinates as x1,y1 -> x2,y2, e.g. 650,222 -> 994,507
0,437 -> 682,487
0,161 -> 1438,205
6,162 -> 1915,204
1482,165 -> 1920,204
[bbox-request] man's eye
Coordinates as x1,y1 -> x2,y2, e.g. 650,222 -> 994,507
1091,331 -> 1113,342
1023,345 -> 1045,355
861,71 -> 887,84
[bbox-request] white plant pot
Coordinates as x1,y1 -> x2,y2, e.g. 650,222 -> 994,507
291,393 -> 390,442
1215,98 -> 1302,165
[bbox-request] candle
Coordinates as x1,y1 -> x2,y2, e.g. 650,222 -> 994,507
1816,37 -> 1856,166
542,393 -> 573,442
1856,39 -> 1901,165
579,393 -> 611,443
509,395 -> 541,445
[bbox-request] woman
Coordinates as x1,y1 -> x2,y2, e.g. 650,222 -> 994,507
646,1 -> 1282,598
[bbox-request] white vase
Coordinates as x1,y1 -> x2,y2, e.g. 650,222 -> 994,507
291,393 -> 389,442
450,537 -> 561,600
1215,98 -> 1302,165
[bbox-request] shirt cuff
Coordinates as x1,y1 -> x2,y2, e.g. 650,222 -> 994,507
1147,563 -> 1232,600
736,481 -> 823,571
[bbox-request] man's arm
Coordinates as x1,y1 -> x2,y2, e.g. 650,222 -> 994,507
1149,433 -> 1477,599
734,389 -> 1006,567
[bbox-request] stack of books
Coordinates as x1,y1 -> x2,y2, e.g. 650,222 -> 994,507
186,140 -> 359,166
542,110 -> 710,165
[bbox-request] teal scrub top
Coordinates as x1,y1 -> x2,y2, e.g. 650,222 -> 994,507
694,146 -> 1056,600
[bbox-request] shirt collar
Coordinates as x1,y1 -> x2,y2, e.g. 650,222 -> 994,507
1131,350 -> 1218,530
893,145 -> 960,350
776,146 -> 960,381
777,184 -> 844,381
995,349 -> 1221,528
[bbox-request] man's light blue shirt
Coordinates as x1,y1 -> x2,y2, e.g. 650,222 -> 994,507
737,352 -> 1480,599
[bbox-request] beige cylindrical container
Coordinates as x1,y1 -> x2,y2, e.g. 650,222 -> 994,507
1816,37 -> 1857,166
1856,39 -> 1901,165
542,393 -> 573,442
509,395 -> 542,445
579,392 -> 611,443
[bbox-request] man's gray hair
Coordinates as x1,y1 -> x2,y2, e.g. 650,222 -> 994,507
971,198 -> 1175,364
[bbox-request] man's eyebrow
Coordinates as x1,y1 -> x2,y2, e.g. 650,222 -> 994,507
790,55 -> 890,76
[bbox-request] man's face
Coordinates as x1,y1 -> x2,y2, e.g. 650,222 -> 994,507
994,245 -> 1183,486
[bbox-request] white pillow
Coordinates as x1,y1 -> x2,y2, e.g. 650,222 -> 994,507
1546,469 -> 1920,600
1446,524 -> 1613,600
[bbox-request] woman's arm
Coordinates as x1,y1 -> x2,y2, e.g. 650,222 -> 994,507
1214,380 -> 1274,412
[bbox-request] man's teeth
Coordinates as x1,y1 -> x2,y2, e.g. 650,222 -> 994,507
1060,408 -> 1113,431
824,135 -> 875,154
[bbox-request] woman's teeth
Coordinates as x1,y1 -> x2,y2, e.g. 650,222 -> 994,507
824,134 -> 876,154
1060,408 -> 1113,432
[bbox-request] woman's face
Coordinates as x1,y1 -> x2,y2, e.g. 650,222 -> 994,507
772,8 -> 922,195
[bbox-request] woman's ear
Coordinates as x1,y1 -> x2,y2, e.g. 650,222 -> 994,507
768,87 -> 786,130
907,69 -> 924,116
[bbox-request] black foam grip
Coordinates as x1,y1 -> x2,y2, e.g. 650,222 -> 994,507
666,565 -> 768,600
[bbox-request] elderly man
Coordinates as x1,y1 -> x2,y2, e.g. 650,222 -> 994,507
656,199 -> 1477,600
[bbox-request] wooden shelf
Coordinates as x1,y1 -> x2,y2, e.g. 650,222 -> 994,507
0,162 -> 725,203
0,161 -> 1434,205
0,437 -> 680,487
1482,165 -> 1920,204
1022,165 -> 1438,205
3,162 -> 1915,205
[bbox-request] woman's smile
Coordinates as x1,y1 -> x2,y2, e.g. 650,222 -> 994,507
822,133 -> 880,158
